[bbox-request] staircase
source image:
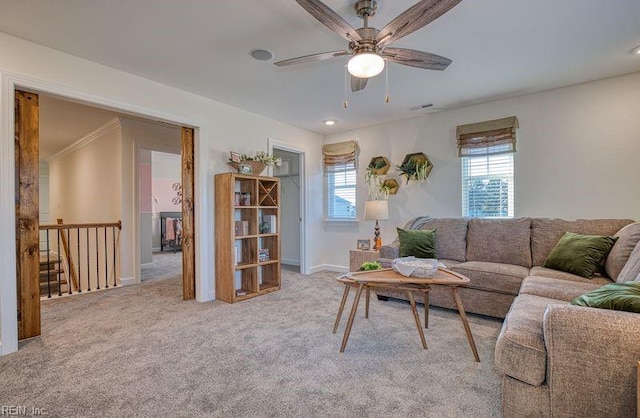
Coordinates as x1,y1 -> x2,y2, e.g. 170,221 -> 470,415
39,254 -> 68,298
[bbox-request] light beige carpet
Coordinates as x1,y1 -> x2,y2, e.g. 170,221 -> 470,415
0,268 -> 503,417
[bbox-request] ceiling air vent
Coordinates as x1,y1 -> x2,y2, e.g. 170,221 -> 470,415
410,103 -> 434,112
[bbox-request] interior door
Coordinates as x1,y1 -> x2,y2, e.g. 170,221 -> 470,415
15,90 -> 41,339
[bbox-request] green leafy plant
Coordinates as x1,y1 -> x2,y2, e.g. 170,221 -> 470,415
397,153 -> 433,184
360,261 -> 382,271
234,151 -> 282,167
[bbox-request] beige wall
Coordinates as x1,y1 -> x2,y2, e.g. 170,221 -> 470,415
49,124 -> 122,224
322,72 -> 640,270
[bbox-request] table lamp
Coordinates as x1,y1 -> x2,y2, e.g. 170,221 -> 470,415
364,200 -> 389,250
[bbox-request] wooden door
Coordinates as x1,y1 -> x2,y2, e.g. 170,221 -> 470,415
181,127 -> 195,300
15,90 -> 40,339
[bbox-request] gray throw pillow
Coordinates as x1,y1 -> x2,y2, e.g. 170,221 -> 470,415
605,222 -> 640,282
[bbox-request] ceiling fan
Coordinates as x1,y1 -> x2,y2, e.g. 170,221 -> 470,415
275,0 -> 462,92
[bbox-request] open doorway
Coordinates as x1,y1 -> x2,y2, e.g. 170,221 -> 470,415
140,150 -> 183,282
271,144 -> 305,274
13,88 -> 197,341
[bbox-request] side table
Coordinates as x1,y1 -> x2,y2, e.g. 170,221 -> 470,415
349,249 -> 380,272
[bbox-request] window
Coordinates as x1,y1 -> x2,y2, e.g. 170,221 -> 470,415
326,164 -> 357,219
461,145 -> 514,218
456,116 -> 518,218
322,140 -> 359,220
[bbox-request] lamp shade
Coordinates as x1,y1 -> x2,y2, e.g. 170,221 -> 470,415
364,200 -> 389,220
347,52 -> 385,78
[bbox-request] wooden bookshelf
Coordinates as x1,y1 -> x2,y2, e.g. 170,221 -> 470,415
214,172 -> 281,303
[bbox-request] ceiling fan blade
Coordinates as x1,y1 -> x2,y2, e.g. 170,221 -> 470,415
381,47 -> 452,70
295,0 -> 362,42
274,50 -> 349,67
375,0 -> 462,47
350,76 -> 368,92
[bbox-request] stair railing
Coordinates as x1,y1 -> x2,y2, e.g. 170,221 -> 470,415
39,220 -> 122,298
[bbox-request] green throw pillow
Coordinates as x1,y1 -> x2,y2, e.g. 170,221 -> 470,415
544,232 -> 618,278
572,282 -> 640,313
397,228 -> 437,259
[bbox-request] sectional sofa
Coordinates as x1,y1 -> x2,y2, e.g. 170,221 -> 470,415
378,217 -> 640,417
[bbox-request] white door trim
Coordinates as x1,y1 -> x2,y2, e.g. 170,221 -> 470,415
267,138 -> 309,275
0,70 -> 211,356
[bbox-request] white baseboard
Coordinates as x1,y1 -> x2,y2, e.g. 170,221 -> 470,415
119,276 -> 136,286
152,247 -> 161,252
140,262 -> 154,267
309,264 -> 348,274
281,258 -> 300,266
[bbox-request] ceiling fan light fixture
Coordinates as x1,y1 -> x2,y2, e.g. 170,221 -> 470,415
347,52 -> 384,78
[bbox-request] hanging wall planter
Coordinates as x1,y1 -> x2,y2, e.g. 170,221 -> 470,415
365,156 -> 392,199
381,179 -> 399,195
397,152 -> 433,184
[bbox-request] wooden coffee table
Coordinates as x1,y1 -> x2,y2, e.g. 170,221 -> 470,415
333,268 -> 480,361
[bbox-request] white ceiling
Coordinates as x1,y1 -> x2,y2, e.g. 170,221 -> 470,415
2,0 -> 640,134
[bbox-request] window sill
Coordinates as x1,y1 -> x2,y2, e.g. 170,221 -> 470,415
324,219 -> 360,229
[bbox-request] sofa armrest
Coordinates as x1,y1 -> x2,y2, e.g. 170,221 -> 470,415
543,305 -> 640,417
379,243 -> 399,260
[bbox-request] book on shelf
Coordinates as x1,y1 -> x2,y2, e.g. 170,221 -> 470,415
234,245 -> 240,265
234,220 -> 249,236
258,248 -> 270,262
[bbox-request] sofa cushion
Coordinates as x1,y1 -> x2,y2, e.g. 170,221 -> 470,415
438,259 -> 462,269
605,223 -> 640,281
543,232 -> 617,278
572,282 -> 640,313
466,218 -> 532,267
409,218 -> 468,261
495,294 -> 568,386
529,266 -> 613,286
520,276 -> 603,302
530,218 -> 633,267
451,261 -> 529,295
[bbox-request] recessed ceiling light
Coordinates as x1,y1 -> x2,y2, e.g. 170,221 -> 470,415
250,49 -> 274,61
323,120 -> 336,126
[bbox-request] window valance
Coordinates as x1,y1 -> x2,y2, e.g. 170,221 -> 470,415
322,140 -> 359,172
456,116 -> 519,157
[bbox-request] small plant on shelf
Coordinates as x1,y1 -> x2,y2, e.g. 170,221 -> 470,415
228,150 -> 282,175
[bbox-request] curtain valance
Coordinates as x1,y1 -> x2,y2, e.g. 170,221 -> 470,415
456,116 -> 519,157
322,140 -> 359,171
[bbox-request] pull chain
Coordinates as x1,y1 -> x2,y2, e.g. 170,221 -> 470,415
385,62 -> 390,103
344,65 -> 349,108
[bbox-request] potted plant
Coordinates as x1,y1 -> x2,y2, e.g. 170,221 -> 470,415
228,150 -> 282,175
365,156 -> 391,199
397,152 -> 433,184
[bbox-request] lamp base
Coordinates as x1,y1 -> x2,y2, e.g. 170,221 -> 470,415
373,219 -> 381,250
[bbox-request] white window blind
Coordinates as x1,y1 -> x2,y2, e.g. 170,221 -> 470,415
461,144 -> 514,218
326,163 -> 357,219
323,140 -> 358,220
457,116 -> 518,218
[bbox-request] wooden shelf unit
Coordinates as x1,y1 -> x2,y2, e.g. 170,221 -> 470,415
215,172 -> 281,303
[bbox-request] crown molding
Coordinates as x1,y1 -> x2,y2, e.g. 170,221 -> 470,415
47,116 -> 121,162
